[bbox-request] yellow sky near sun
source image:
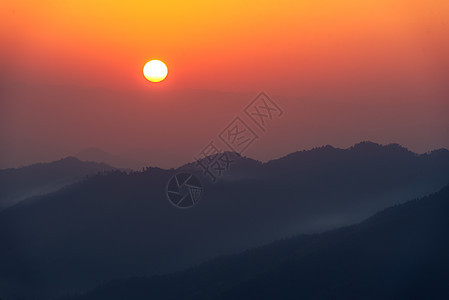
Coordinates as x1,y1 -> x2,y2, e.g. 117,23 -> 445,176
1,0 -> 448,91
2,0 -> 417,46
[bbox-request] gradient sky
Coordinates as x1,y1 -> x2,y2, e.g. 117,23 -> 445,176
1,0 -> 448,168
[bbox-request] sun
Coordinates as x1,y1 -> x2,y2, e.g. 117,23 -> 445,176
143,60 -> 168,83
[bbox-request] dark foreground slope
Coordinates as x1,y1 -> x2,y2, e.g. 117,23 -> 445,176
74,184 -> 449,300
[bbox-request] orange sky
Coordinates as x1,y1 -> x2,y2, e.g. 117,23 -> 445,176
1,0 -> 448,168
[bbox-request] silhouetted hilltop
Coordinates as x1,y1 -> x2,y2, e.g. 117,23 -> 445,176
71,184 -> 449,300
0,157 -> 115,209
75,147 -> 145,170
266,141 -> 416,170
178,151 -> 263,180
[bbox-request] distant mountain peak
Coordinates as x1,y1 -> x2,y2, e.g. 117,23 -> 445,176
76,147 -> 115,159
178,151 -> 262,171
352,140 -> 379,146
58,156 -> 82,163
350,141 -> 414,157
311,144 -> 337,151
75,147 -> 145,170
351,141 -> 409,151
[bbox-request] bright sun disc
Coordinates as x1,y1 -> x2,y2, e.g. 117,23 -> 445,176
143,60 -> 168,83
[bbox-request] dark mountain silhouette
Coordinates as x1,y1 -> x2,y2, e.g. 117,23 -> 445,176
75,147 -> 145,170
70,183 -> 449,300
0,157 -> 115,210
0,142 -> 449,299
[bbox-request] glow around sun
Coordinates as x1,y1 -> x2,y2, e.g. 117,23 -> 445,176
143,60 -> 168,83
